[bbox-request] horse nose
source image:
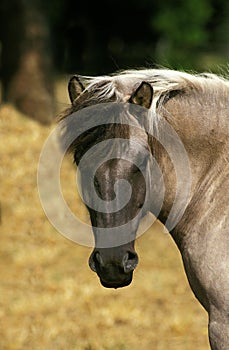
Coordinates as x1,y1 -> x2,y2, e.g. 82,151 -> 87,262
89,250 -> 138,273
122,251 -> 138,273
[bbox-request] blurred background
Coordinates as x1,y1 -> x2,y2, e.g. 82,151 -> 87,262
0,0 -> 228,123
0,0 -> 228,349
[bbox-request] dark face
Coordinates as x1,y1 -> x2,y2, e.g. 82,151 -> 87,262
78,143 -> 150,288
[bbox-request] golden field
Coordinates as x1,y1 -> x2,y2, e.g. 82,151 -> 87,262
0,80 -> 209,350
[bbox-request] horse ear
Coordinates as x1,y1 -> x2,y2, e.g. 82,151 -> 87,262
129,82 -> 153,109
68,76 -> 85,103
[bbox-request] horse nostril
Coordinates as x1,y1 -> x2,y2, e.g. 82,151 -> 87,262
89,251 -> 104,272
123,251 -> 138,273
95,252 -> 104,266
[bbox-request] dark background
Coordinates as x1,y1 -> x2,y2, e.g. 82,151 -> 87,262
51,0 -> 229,74
0,0 -> 228,122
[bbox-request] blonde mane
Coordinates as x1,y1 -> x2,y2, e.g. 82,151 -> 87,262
78,69 -> 229,111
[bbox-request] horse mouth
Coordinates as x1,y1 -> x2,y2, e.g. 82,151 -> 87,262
99,275 -> 133,289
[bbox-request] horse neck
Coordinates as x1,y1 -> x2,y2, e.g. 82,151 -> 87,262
149,81 -> 229,239
172,154 -> 229,249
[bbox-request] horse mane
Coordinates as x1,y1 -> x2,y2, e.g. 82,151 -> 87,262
76,68 -> 229,110
59,68 -> 228,158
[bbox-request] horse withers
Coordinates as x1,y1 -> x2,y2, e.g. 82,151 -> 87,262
60,69 -> 229,349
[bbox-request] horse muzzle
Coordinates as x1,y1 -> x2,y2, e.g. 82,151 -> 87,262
99,273 -> 133,289
89,249 -> 138,289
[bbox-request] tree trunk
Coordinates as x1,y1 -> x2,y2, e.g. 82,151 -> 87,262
0,0 -> 54,124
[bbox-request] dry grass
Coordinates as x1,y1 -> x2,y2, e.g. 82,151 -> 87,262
0,79 -> 209,350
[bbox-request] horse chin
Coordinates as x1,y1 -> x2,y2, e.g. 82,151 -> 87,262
99,273 -> 133,289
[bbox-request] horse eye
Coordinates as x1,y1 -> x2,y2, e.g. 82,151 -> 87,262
132,164 -> 141,174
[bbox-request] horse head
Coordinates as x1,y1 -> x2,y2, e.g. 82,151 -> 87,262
67,76 -> 153,288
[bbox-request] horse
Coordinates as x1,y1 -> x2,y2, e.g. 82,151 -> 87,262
59,68 -> 229,349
